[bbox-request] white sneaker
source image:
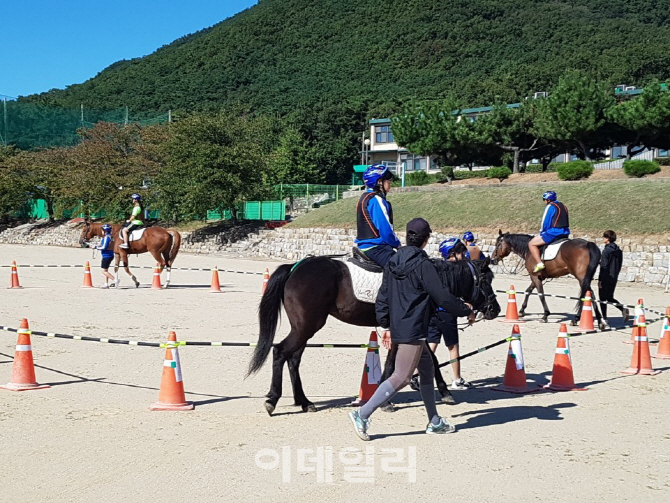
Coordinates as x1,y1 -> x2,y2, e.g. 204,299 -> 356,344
450,378 -> 472,390
426,417 -> 456,434
100,284 -> 109,289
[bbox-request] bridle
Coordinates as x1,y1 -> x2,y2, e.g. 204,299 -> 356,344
464,259 -> 497,320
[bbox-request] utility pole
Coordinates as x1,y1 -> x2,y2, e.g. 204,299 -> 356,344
124,106 -> 129,125
168,109 -> 172,123
80,104 -> 84,128
2,98 -> 7,146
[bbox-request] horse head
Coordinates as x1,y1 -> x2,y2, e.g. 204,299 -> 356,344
471,257 -> 501,320
490,229 -> 511,265
79,218 -> 94,248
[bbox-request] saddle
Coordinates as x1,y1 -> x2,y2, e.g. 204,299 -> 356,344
118,227 -> 146,243
345,247 -> 384,304
541,238 -> 569,261
348,247 -> 384,273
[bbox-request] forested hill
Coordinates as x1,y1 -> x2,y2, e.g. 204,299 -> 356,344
23,0 -> 670,113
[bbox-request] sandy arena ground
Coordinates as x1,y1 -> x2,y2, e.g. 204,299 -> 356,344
1,244 -> 669,503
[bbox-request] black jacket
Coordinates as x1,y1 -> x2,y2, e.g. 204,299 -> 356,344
375,246 -> 473,343
599,242 -> 623,282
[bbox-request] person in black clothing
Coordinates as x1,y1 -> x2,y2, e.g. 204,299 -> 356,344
348,218 -> 475,441
599,230 -> 629,326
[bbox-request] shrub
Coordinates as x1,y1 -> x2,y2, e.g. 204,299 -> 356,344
440,166 -> 454,181
524,163 -> 558,173
393,170 -> 440,187
623,159 -> 661,178
556,160 -> 594,180
487,166 -> 512,182
453,169 -> 489,179
653,157 -> 670,166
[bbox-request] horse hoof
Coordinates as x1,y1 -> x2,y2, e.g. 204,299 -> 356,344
264,402 -> 275,416
302,403 -> 317,413
599,323 -> 608,331
540,318 -> 548,324
570,319 -> 578,327
440,392 -> 457,405
518,311 -> 525,318
381,403 -> 396,413
134,282 -> 140,288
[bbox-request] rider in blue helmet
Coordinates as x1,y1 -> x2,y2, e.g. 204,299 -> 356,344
120,193 -> 145,249
96,223 -> 115,288
462,231 -> 484,260
355,164 -> 400,267
528,190 -> 570,273
439,237 -> 470,260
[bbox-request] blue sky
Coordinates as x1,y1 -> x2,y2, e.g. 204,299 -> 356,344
0,0 -> 257,98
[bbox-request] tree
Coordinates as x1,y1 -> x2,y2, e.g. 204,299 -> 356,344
156,111 -> 275,223
476,102 -> 544,173
270,127 -> 323,184
534,72 -> 614,160
606,80 -> 670,159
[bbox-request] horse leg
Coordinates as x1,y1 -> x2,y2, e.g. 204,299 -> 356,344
120,251 -> 139,288
161,248 -> 172,288
534,276 -> 551,323
286,345 -> 316,412
519,282 -> 535,317
149,249 -> 168,289
265,333 -> 310,415
113,254 -> 121,286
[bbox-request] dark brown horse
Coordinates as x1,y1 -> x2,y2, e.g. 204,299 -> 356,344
79,221 -> 181,288
490,230 -> 604,328
247,256 -> 500,416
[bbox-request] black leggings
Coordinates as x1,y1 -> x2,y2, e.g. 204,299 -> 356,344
599,280 -> 624,319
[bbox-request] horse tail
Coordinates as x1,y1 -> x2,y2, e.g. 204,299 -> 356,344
167,230 -> 181,267
247,264 -> 293,376
575,241 -> 602,312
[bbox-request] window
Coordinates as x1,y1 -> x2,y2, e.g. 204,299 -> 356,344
375,125 -> 394,144
658,149 -> 669,157
400,154 -> 428,172
611,146 -> 627,159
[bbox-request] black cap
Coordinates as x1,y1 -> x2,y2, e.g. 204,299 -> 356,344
406,218 -> 432,238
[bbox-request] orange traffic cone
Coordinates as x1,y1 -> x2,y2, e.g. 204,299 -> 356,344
493,325 -> 537,394
351,331 -> 382,406
653,307 -> 670,360
575,291 -> 595,332
210,266 -> 222,293
151,263 -> 162,289
625,300 -> 646,345
262,268 -> 270,295
544,324 -> 587,391
150,331 -> 194,411
82,261 -> 94,288
624,299 -> 647,344
621,325 -> 661,375
1,319 -> 50,391
500,285 -> 524,323
8,261 -> 21,289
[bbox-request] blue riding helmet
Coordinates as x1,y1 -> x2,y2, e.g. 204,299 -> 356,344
101,224 -> 112,234
131,193 -> 142,201
439,237 -> 461,259
363,164 -> 393,189
462,231 -> 474,242
542,191 -> 557,202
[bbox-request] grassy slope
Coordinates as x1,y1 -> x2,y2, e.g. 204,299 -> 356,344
290,180 -> 670,236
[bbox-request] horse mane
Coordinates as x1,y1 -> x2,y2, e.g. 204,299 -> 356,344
504,233 -> 532,259
431,259 -> 474,297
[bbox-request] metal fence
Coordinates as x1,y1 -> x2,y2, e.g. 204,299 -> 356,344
274,184 -> 351,215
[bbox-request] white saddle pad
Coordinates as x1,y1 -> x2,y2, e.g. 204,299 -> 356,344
118,227 -> 146,242
344,261 -> 383,304
542,238 -> 569,261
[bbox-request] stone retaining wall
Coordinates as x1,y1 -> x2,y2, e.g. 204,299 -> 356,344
0,222 -> 668,287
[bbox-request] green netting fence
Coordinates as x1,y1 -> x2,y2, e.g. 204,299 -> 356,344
0,100 -> 170,150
